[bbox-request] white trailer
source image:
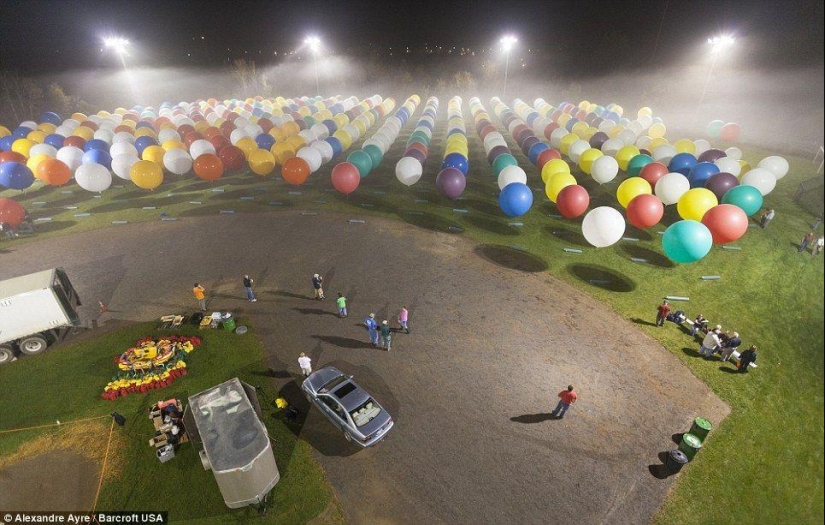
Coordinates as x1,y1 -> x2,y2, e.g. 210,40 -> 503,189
0,268 -> 82,364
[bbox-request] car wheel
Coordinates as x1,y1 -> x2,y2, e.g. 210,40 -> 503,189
19,336 -> 49,355
0,345 -> 15,365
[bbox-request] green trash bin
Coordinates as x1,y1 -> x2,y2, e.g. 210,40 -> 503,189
690,417 -> 713,442
678,433 -> 703,461
222,315 -> 236,332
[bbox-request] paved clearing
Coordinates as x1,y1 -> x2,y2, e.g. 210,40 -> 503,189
0,211 -> 728,523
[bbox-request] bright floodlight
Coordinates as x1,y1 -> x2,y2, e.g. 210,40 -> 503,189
305,36 -> 321,52
708,35 -> 735,52
500,35 -> 518,52
104,37 -> 130,55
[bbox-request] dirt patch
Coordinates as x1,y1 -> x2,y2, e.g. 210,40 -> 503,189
0,449 -> 99,511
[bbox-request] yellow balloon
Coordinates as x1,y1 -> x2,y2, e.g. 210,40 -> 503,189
142,145 -> 166,164
332,130 -> 352,150
71,112 -> 87,122
545,172 -> 577,203
615,145 -> 641,171
445,143 -> 468,156
297,106 -> 312,117
334,114 -> 350,129
677,188 -> 718,221
12,138 -> 36,157
587,103 -> 597,113
648,123 -> 667,139
648,137 -> 670,151
578,100 -> 590,111
248,149 -> 276,176
134,127 -> 157,139
559,133 -> 578,155
673,139 -> 696,154
583,126 -> 599,140
27,153 -> 51,173
571,121 -> 589,138
0,126 -> 10,138
616,177 -> 652,208
447,134 -> 467,147
541,158 -> 570,184
269,126 -> 286,142
738,160 -> 751,178
613,105 -> 624,116
637,107 -> 653,118
282,121 -> 300,137
578,148 -> 604,175
271,142 -> 296,165
557,113 -> 573,128
130,160 -> 164,190
193,121 -> 210,132
73,126 -> 94,140
162,139 -> 186,151
608,125 -> 625,139
286,135 -> 307,151
37,123 -> 57,134
353,119 -> 368,136
235,137 -> 257,159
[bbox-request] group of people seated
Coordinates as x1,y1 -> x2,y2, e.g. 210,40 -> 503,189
149,399 -> 187,448
665,310 -> 758,372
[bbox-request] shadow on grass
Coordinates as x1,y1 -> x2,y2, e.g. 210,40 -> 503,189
35,220 -> 77,233
293,307 -> 337,317
399,210 -> 464,234
567,263 -> 636,292
463,198 -> 501,216
475,244 -> 548,273
510,413 -> 556,424
631,318 -> 658,327
178,205 -> 244,218
681,347 -> 702,358
718,366 -> 741,374
465,215 -> 520,236
87,200 -> 143,213
41,193 -> 93,209
208,189 -> 262,201
544,225 -> 590,247
623,225 -> 654,242
620,245 -> 675,268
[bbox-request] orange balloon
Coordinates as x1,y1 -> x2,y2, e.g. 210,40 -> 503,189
281,157 -> 310,186
193,153 -> 225,182
36,158 -> 72,186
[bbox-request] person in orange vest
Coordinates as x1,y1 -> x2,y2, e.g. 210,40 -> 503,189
193,283 -> 207,311
551,385 -> 578,419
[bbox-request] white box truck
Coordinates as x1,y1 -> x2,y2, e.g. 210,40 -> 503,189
0,268 -> 82,364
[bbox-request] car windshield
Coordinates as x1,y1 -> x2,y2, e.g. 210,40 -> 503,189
320,375 -> 347,393
350,399 -> 381,427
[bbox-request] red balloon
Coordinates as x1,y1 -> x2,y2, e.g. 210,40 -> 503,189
282,157 -> 310,186
556,184 -> 590,219
193,153 -> 224,181
701,204 -> 748,244
543,123 -> 560,141
331,162 -> 360,195
177,124 -> 196,137
536,148 -> 562,171
218,146 -> 245,172
210,134 -> 231,153
63,136 -> 86,149
640,162 -> 668,188
203,126 -> 222,139
0,197 -> 26,227
406,142 -> 428,157
626,194 -> 664,229
0,151 -> 27,164
184,132 -> 204,148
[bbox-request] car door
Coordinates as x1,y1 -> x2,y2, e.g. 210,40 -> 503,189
318,395 -> 347,430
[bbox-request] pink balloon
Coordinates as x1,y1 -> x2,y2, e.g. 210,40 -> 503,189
556,185 -> 590,219
331,162 -> 360,195
626,194 -> 664,229
701,204 -> 748,244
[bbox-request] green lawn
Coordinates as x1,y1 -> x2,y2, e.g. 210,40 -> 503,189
2,113 -> 823,523
0,321 -> 344,524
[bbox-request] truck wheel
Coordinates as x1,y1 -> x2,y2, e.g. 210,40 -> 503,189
0,345 -> 15,365
19,336 -> 49,355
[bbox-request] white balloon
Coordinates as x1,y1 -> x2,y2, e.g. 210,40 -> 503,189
653,144 -> 678,164
157,129 -> 181,143
693,139 -> 711,157
550,127 -> 568,148
724,147 -> 742,160
62,119 -> 81,130
110,142 -> 138,158
582,207 -> 626,248
311,123 -> 329,140
591,155 -> 619,184
29,143 -> 58,158
396,156 -> 423,186
655,172 -> 691,205
637,115 -> 653,129
532,117 -> 551,136
601,138 -> 624,157
112,131 -> 136,145
741,167 -> 777,195
244,124 -> 263,137
19,120 -> 37,130
112,154 -> 139,180
297,146 -> 322,172
189,139 -> 216,159
635,136 -> 653,150
627,121 -> 644,137
568,140 -> 591,163
484,132 -> 505,150
163,149 -> 193,175
758,156 -> 789,179
715,157 -> 741,177
56,146 -> 84,172
233,117 -> 249,128
54,125 -> 73,137
93,129 -> 114,144
342,124 -> 360,140
298,129 -> 317,144
75,163 -> 112,192
414,126 -> 433,139
484,137 -> 507,153
498,165 -> 527,190
229,128 -> 249,145
311,140 -> 334,164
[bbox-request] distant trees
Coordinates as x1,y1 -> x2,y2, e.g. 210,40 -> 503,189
0,71 -> 92,124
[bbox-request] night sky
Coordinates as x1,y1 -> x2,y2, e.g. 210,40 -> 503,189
1,0 -> 822,77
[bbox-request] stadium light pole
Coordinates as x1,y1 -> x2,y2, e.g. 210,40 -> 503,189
104,37 -> 130,71
305,36 -> 321,96
696,35 -> 735,114
500,36 -> 518,101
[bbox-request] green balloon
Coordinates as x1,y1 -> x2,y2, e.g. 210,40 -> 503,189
362,144 -> 383,169
662,220 -> 713,263
408,132 -> 430,146
626,154 -> 653,176
706,120 -> 724,138
721,184 -> 763,216
303,116 -> 317,128
347,150 -> 373,177
493,153 -> 518,176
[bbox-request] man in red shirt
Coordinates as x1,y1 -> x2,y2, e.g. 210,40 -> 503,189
656,300 -> 671,327
551,385 -> 578,419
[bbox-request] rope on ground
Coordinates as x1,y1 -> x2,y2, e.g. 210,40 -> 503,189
91,418 -> 116,512
0,414 -> 111,435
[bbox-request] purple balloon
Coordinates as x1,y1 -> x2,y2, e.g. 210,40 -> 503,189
520,136 -> 540,155
589,131 -> 609,150
698,149 -> 726,163
404,148 -> 427,166
705,172 -> 740,200
436,167 -> 466,199
516,128 -> 534,146
487,145 -> 510,165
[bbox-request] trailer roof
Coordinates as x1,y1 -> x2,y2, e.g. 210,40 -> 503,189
0,268 -> 57,299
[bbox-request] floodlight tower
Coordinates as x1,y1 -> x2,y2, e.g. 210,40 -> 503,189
104,37 -> 130,71
697,35 -> 735,113
500,35 -> 518,100
305,36 -> 322,96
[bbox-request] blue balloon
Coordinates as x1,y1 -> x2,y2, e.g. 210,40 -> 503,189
325,137 -> 343,158
135,121 -> 154,131
669,153 -> 698,176
84,139 -> 109,152
662,220 -> 713,263
0,136 -> 14,152
322,119 -> 337,134
133,136 -> 158,156
441,153 -> 469,175
39,111 -> 61,125
12,126 -> 32,140
447,128 -> 464,138
44,134 -> 65,149
82,149 -> 112,170
499,182 -> 534,217
251,108 -> 263,117
419,120 -> 434,132
527,142 -> 550,165
255,133 -> 275,150
687,162 -> 721,188
565,118 -> 580,132
0,162 -> 35,190
526,112 -> 540,125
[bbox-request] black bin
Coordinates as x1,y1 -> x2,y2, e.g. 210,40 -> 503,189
666,449 -> 689,475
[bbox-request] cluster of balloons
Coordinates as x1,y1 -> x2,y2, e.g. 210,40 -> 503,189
395,97 -> 438,187
435,97 -> 468,200
330,95 -> 417,195
706,120 -> 742,142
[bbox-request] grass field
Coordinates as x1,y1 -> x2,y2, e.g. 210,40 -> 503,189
0,321 -> 344,524
1,104 -> 823,523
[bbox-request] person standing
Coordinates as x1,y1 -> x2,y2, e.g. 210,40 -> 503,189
379,320 -> 392,351
312,273 -> 326,300
738,345 -> 757,372
799,232 -> 815,253
700,328 -> 722,358
813,236 -> 825,257
760,208 -> 775,228
243,274 -> 257,302
550,385 -> 578,419
720,332 -> 742,362
690,313 -> 708,336
193,283 -> 207,311
336,293 -> 348,318
364,313 -> 379,346
812,212 -> 822,231
656,300 -> 671,327
398,307 -> 410,334
298,352 -> 312,377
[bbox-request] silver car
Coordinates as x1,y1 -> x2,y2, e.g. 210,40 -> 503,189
302,366 -> 394,447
